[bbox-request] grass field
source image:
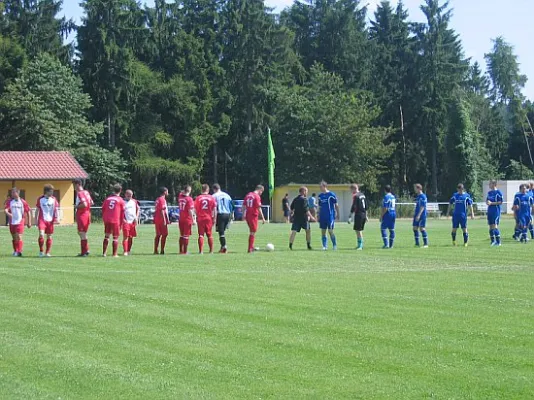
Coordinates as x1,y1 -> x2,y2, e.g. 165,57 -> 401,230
1,218 -> 533,399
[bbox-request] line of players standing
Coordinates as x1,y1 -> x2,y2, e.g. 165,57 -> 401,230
4,179 -> 534,257
286,180 -> 534,250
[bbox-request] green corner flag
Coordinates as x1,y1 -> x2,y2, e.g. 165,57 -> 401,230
267,127 -> 275,201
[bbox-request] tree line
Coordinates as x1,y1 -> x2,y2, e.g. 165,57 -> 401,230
0,0 -> 532,203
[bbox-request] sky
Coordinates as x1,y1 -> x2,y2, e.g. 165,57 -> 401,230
62,0 -> 534,99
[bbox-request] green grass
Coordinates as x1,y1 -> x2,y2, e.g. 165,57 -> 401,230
1,218 -> 533,399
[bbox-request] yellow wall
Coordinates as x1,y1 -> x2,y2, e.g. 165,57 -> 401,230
272,184 -> 353,223
0,180 -> 76,225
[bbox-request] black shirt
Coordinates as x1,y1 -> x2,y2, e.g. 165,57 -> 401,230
282,197 -> 290,211
291,195 -> 309,222
351,192 -> 367,216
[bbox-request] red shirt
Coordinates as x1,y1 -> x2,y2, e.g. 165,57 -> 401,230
244,192 -> 262,220
76,190 -> 93,216
36,195 -> 59,223
154,196 -> 169,225
102,195 -> 125,224
195,194 -> 216,221
178,193 -> 195,223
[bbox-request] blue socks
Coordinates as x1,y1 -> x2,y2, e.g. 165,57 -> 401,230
414,231 -> 420,246
530,224 -> 534,239
331,235 -> 337,248
422,230 -> 428,246
357,238 -> 363,249
463,232 -> 469,244
494,229 -> 501,244
322,235 -> 327,248
389,229 -> 395,248
452,232 -> 457,242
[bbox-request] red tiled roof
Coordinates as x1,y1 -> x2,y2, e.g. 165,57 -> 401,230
0,151 -> 89,180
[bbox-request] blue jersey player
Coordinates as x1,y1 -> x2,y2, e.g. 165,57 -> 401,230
485,180 -> 503,246
380,185 -> 396,249
513,190 -> 522,241
513,184 -> 534,243
529,182 -> 534,239
413,184 -> 428,247
317,181 -> 339,250
447,183 -> 474,247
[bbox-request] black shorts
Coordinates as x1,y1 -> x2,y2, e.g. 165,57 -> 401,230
291,220 -> 310,233
354,214 -> 367,231
284,210 -> 290,218
216,214 -> 231,233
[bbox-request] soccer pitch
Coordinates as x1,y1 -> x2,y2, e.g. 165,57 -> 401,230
1,219 -> 533,399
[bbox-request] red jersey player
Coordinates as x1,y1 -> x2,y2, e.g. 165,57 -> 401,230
102,184 -> 125,257
154,187 -> 170,255
122,189 -> 140,256
194,184 -> 217,254
178,185 -> 196,254
243,185 -> 266,253
4,187 -> 31,257
35,184 -> 59,257
74,179 -> 94,256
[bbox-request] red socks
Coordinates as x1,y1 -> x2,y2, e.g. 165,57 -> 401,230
123,239 -> 129,253
160,235 -> 167,254
81,239 -> 89,255
38,237 -> 45,252
128,237 -> 133,253
112,239 -> 118,256
46,238 -> 52,254
248,235 -> 255,252
198,236 -> 204,253
208,236 -> 214,253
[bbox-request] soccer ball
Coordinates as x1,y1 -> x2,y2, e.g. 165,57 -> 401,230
265,243 -> 275,252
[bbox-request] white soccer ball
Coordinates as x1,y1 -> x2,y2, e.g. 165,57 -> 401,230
265,243 -> 275,252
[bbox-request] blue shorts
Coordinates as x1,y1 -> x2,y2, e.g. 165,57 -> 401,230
487,213 -> 500,226
319,219 -> 335,230
381,215 -> 396,230
518,215 -> 532,228
413,216 -> 427,228
452,215 -> 467,229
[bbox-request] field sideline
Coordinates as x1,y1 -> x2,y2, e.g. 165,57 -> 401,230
1,219 -> 533,399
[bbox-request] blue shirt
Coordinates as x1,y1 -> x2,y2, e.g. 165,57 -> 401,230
414,193 -> 427,218
514,193 -> 533,217
486,189 -> 503,215
382,193 -> 396,216
308,196 -> 316,209
449,192 -> 473,216
318,191 -> 337,221
212,191 -> 233,214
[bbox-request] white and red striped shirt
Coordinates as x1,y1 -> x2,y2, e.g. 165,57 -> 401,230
36,195 -> 59,223
6,198 -> 31,225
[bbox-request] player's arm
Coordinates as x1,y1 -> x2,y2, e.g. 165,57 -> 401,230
160,204 -> 168,225
54,200 -> 60,223
189,201 -> 196,224
469,200 -> 475,219
513,197 -> 519,211
76,194 -> 87,210
24,203 -> 32,228
446,199 -> 453,218
381,200 -> 387,221
416,200 -> 425,221
335,203 -> 340,221
259,205 -> 266,224
34,203 -> 40,225
212,201 -> 217,221
5,204 -> 12,219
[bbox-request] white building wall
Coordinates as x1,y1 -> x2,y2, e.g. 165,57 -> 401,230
482,180 -> 526,213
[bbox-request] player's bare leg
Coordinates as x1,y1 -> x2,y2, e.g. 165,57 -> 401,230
289,230 -> 297,250
160,234 -> 167,255
112,235 -> 119,257
207,234 -> 214,253
305,229 -> 312,250
102,233 -> 110,257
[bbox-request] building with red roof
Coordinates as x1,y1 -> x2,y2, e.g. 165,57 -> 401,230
1,151 -> 88,225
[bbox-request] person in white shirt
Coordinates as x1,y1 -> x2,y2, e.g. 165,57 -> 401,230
4,187 -> 31,257
122,189 -> 140,256
35,184 -> 59,257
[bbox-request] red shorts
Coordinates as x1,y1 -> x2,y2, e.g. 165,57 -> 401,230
155,223 -> 168,236
179,219 -> 193,237
9,224 -> 24,235
197,219 -> 213,236
246,217 -> 258,233
38,220 -> 55,235
104,222 -> 121,237
123,222 -> 137,238
77,213 -> 91,233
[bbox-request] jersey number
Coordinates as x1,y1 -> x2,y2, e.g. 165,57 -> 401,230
246,198 -> 254,208
361,198 -> 366,209
179,200 -> 186,210
202,200 -> 209,210
108,200 -> 116,209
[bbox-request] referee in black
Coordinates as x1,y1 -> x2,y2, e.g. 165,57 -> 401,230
289,186 -> 316,250
349,184 -> 368,250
